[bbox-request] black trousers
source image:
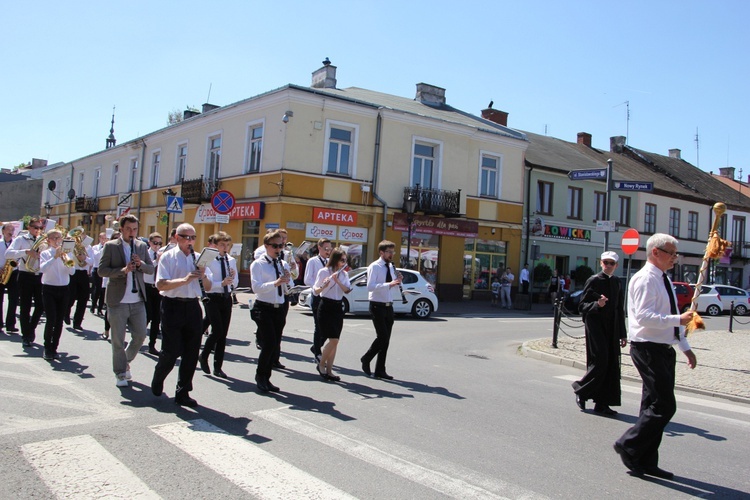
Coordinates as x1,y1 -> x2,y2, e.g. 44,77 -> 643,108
1,269 -> 19,329
66,270 -> 89,326
252,301 -> 287,381
616,342 -> 677,467
202,294 -> 233,368
42,284 -> 67,352
363,302 -> 394,373
145,283 -> 162,347
90,268 -> 104,312
18,271 -> 43,342
310,295 -> 323,355
152,297 -> 203,396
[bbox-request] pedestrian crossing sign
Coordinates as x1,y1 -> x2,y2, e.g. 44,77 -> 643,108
166,196 -> 183,214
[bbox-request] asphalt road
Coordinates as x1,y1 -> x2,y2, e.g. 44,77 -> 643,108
1,303 -> 748,499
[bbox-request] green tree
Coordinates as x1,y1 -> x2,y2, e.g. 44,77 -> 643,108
572,265 -> 595,289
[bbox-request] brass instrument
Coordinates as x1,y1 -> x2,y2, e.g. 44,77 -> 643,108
0,259 -> 17,285
60,238 -> 76,268
68,226 -> 88,265
24,234 -> 49,272
282,242 -> 297,295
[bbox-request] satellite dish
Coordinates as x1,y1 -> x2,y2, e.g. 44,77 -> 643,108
48,180 -> 56,191
67,189 -> 76,200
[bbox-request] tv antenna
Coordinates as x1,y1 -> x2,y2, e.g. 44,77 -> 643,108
694,127 -> 700,169
614,101 -> 630,144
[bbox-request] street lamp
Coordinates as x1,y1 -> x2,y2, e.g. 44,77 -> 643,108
404,194 -> 417,269
43,202 -> 52,218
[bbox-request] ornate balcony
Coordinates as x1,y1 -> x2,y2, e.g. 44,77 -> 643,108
74,196 -> 99,213
181,175 -> 220,204
402,184 -> 461,217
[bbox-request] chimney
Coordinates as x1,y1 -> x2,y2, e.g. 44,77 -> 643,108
668,148 -> 681,159
183,109 -> 201,120
311,57 -> 337,89
610,136 -> 626,153
577,132 -> 592,147
202,103 -> 220,113
481,108 -> 508,126
415,83 -> 446,106
719,167 -> 736,179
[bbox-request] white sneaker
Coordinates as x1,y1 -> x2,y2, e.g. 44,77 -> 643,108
115,374 -> 128,387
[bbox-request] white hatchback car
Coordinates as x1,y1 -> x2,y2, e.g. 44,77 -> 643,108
297,267 -> 439,319
695,284 -> 750,316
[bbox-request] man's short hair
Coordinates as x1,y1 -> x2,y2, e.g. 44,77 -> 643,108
264,230 -> 283,245
170,228 -> 177,237
215,231 -> 232,243
174,223 -> 195,235
646,233 -> 678,254
317,237 -> 332,248
27,217 -> 41,228
378,240 -> 396,253
149,231 -> 162,242
119,214 -> 139,227
207,233 -> 218,244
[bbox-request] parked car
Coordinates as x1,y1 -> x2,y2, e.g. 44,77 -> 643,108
672,282 -> 695,313
563,290 -> 584,313
297,267 -> 439,319
694,284 -> 750,316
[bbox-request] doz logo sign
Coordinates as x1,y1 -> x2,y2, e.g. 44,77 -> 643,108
339,227 -> 368,242
306,223 -> 336,239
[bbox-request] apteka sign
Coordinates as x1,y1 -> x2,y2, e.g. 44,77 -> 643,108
313,207 -> 357,226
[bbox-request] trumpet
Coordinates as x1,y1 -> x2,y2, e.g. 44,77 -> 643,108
60,238 -> 76,268
68,226 -> 88,265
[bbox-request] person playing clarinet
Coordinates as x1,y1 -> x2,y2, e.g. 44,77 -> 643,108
361,240 -> 402,380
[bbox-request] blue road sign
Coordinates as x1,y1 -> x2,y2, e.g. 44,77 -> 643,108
166,196 -> 184,213
612,180 -> 654,192
568,168 -> 607,180
211,190 -> 236,215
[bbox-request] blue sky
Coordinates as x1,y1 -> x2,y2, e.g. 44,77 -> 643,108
3,1 -> 748,178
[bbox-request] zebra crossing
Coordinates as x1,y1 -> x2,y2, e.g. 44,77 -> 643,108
19,413 -> 547,499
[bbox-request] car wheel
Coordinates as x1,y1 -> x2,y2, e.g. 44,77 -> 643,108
706,304 -> 722,316
681,304 -> 691,313
341,297 -> 349,314
734,304 -> 747,316
411,298 -> 433,319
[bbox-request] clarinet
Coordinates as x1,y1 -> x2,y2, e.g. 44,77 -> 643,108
130,237 -> 138,294
392,262 -> 408,304
189,245 -> 210,303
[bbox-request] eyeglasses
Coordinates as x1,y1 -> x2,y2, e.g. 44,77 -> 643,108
151,241 -> 163,245
267,243 -> 283,249
29,225 -> 43,229
656,247 -> 679,258
602,260 -> 617,266
178,234 -> 197,241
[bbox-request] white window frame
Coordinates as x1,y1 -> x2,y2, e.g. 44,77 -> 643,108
618,196 -> 631,227
644,203 -> 657,233
111,163 -> 119,195
669,207 -> 681,237
150,150 -> 161,188
175,142 -> 188,183
410,136 -> 443,189
322,120 -> 358,177
205,133 -> 222,180
536,181 -> 553,215
78,171 -> 85,197
93,168 -> 101,197
478,150 -> 502,198
594,191 -> 606,221
243,120 -> 264,174
688,211 -> 699,240
128,157 -> 138,192
567,186 -> 582,220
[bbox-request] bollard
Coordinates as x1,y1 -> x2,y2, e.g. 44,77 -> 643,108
552,297 -> 560,348
729,299 -> 734,333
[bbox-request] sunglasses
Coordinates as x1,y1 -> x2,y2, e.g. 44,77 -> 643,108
266,243 -> 284,249
151,241 -> 163,245
29,225 -> 43,229
602,260 -> 617,266
178,234 -> 197,240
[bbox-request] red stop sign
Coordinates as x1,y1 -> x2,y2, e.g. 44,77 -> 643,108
621,228 -> 640,255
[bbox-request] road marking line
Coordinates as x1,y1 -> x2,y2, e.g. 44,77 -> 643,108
150,419 -> 355,500
22,434 -> 160,499
555,375 -> 750,416
254,407 -> 546,500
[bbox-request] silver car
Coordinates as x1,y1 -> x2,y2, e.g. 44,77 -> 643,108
298,267 -> 438,319
695,284 -> 750,316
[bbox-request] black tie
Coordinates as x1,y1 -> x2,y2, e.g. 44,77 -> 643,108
662,273 -> 680,339
386,263 -> 392,283
220,256 -> 228,294
273,259 -> 282,296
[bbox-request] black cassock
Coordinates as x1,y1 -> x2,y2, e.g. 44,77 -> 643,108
571,271 -> 627,406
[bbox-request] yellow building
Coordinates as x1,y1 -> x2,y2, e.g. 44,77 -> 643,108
41,61 -> 528,301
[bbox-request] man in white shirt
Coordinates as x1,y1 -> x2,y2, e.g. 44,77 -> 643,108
1,222 -> 19,333
144,232 -> 163,355
303,237 -> 332,362
64,232 -> 93,331
500,267 -> 514,309
89,232 -> 107,315
361,240 -> 402,379
519,263 -> 530,294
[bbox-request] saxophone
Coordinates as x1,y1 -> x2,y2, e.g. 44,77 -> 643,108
0,259 -> 17,285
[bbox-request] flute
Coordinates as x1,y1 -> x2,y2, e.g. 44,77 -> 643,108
318,265 -> 349,295
130,237 -> 138,294
392,263 -> 408,304
189,245 -> 210,303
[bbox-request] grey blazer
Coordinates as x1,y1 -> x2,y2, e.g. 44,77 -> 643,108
98,238 -> 154,306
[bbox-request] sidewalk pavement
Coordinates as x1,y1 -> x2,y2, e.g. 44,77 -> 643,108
235,291 -> 750,404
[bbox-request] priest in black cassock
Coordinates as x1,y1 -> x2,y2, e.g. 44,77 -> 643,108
572,251 -> 627,416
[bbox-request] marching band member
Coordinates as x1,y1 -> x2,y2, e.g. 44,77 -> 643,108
90,232 -> 107,316
39,229 -> 75,360
5,217 -> 45,347
65,230 -> 92,330
304,237 -> 332,362
200,231 -> 238,379
144,232 -> 163,355
1,222 -> 19,333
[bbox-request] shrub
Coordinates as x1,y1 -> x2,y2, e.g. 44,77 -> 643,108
573,265 -> 595,288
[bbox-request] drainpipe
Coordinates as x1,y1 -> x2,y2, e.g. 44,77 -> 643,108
68,163 -> 75,227
524,162 -> 533,262
136,139 -> 147,221
371,109 -> 388,241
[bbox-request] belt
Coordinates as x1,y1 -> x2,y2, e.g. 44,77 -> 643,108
321,297 -> 342,303
371,301 -> 393,307
164,296 -> 199,303
255,300 -> 282,309
207,292 -> 232,298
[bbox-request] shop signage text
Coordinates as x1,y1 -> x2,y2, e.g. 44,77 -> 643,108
313,207 -> 358,226
543,224 -> 591,242
305,223 -> 336,239
392,213 -> 478,238
194,202 -> 264,224
338,226 -> 368,243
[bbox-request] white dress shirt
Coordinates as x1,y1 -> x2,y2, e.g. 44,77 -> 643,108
315,267 -> 351,301
156,246 -> 214,299
304,255 -> 327,287
0,238 -> 14,267
144,248 -> 159,285
40,247 -> 75,286
6,234 -> 40,274
91,243 -> 104,269
250,255 -> 289,305
367,257 -> 399,303
206,254 -> 239,294
627,262 -> 691,352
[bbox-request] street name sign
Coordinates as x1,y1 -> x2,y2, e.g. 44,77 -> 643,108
613,180 -> 654,192
568,168 -> 607,180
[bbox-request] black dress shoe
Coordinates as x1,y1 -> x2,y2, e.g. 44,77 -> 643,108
63,316 -> 71,325
593,405 -> 618,416
361,357 -> 372,376
613,443 -> 644,476
317,364 -> 328,380
151,378 -> 164,396
266,380 -> 280,392
22,339 -> 32,347
327,374 -> 341,382
374,372 -> 394,380
199,356 -> 211,374
643,466 -> 674,479
174,393 -> 198,408
6,327 -> 19,333
148,346 -> 160,355
43,349 -> 53,360
575,394 -> 586,410
73,324 -> 83,331
255,377 -> 270,392
272,361 -> 286,370
213,368 -> 227,379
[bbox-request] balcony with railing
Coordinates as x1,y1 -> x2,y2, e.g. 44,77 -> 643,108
181,175 -> 220,204
74,196 -> 99,213
402,184 -> 461,217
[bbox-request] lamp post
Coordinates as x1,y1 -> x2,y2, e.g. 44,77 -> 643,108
404,194 -> 417,269
43,202 -> 52,218
162,188 -> 176,236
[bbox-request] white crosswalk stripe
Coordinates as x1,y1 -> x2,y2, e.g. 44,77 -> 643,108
22,434 -> 160,499
150,419 -> 356,499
